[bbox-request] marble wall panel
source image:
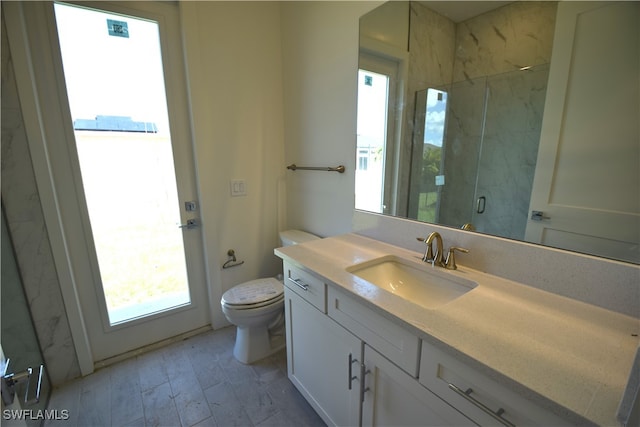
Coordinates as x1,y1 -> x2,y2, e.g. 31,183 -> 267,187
1,16 -> 81,386
473,65 -> 549,239
453,1 -> 557,82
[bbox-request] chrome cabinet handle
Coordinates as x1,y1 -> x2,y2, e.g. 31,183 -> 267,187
448,383 -> 515,427
348,353 -> 359,390
360,363 -> 370,403
288,277 -> 309,291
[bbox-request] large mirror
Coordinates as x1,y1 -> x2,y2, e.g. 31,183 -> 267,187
356,1 -> 639,264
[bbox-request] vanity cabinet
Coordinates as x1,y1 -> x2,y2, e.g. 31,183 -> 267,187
327,286 -> 420,376
283,263 -> 361,426
419,340 -> 572,427
361,344 -> 473,426
284,261 -> 469,426
283,261 -> 574,427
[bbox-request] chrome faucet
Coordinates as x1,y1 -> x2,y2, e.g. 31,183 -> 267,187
419,232 -> 444,266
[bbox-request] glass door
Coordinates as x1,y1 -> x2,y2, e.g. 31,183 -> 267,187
16,1 -> 212,362
54,2 -> 192,326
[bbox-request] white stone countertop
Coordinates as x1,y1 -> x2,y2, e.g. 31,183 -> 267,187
274,233 -> 640,427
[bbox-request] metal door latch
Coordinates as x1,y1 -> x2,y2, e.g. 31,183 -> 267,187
178,219 -> 198,229
1,358 -> 44,406
531,210 -> 551,221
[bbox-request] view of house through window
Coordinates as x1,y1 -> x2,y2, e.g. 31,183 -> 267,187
54,3 -> 191,325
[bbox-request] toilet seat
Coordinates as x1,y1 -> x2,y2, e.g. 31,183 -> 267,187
221,278 -> 284,310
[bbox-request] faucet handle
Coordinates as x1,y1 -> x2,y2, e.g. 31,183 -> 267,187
445,246 -> 469,270
417,237 -> 435,262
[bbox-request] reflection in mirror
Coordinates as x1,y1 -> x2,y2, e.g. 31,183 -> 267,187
356,68 -> 390,213
356,1 -> 639,264
412,87 -> 448,223
409,64 -> 550,241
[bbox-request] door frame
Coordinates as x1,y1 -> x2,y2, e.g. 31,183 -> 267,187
358,50 -> 405,217
3,1 -> 210,374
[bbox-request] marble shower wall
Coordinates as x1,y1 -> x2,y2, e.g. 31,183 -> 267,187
453,1 -> 557,82
411,1 -> 557,239
1,15 -> 81,386
472,65 -> 550,239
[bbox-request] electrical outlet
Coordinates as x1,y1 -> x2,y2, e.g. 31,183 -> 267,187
230,180 -> 247,197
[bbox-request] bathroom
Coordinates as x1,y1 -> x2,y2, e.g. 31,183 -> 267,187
1,1 -> 638,426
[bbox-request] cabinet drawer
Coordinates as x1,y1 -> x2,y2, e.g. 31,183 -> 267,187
328,286 -> 420,377
284,262 -> 326,313
419,340 -> 571,427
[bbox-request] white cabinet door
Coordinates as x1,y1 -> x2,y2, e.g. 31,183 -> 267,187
362,345 -> 474,427
525,1 -> 639,263
285,287 -> 361,427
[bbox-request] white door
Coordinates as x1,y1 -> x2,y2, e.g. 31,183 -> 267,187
525,1 -> 640,263
5,1 -> 210,364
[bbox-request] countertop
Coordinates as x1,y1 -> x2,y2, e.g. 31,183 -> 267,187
274,233 -> 640,426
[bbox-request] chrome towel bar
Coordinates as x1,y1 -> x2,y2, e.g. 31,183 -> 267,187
286,164 -> 345,173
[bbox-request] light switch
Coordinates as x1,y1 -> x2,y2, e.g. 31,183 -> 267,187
230,180 -> 247,197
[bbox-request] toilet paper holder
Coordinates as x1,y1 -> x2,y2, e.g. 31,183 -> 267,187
223,249 -> 245,269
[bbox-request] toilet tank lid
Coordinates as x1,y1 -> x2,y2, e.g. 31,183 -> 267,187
279,230 -> 320,246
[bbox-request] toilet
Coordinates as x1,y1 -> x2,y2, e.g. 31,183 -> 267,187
221,230 -> 319,364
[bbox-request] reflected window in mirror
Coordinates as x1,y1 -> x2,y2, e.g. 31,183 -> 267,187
410,88 -> 448,223
356,54 -> 401,214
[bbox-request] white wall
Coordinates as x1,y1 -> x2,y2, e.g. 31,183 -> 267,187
280,1 -> 382,238
181,0 -> 383,328
181,1 -> 286,327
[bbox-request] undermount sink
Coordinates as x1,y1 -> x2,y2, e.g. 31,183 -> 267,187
346,255 -> 477,309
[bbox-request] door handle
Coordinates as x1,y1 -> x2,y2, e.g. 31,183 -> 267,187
476,196 -> 486,214
1,358 -> 44,406
530,210 -> 550,221
178,219 -> 198,229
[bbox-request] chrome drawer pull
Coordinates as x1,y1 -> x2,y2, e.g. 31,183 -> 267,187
448,383 -> 516,427
288,277 -> 309,291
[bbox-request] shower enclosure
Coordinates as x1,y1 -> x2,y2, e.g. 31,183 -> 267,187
409,64 -> 550,240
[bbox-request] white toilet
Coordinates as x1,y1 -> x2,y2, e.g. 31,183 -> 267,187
221,230 -> 319,364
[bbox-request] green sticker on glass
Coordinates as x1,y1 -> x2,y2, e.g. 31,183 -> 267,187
107,19 -> 129,38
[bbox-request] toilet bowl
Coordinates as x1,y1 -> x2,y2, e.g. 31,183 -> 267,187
221,230 -> 319,364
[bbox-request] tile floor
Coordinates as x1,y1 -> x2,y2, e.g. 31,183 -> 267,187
44,327 -> 325,427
